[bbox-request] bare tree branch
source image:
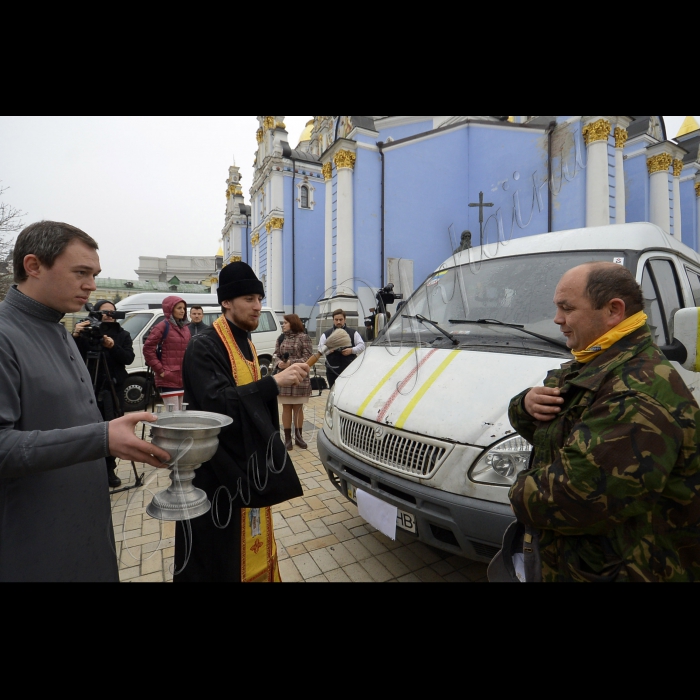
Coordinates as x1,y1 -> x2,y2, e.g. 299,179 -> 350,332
0,183 -> 26,300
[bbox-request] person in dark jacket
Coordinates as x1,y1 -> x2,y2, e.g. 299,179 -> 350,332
188,305 -> 208,337
143,296 -> 191,411
74,299 -> 136,487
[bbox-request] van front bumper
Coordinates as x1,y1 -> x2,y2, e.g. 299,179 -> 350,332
318,431 -> 515,563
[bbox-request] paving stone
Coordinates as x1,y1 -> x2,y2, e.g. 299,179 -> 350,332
278,531 -> 316,548
327,543 -> 357,568
141,518 -> 161,536
463,563 -> 489,582
393,546 -> 427,572
301,508 -> 332,522
376,552 -> 411,578
286,544 -> 307,557
444,571 -> 470,583
120,544 -> 142,567
430,559 -> 456,576
349,525 -> 372,538
304,496 -> 325,510
397,573 -> 422,583
310,548 -> 341,574
343,538 -> 373,562
285,515 -> 310,534
141,550 -> 163,576
119,566 -> 141,581
446,555 -> 472,571
344,517 -> 367,530
131,572 -> 165,583
322,512 -> 353,526
415,566 -> 447,583
359,558 -> 394,583
358,534 -> 389,556
307,520 -> 332,538
326,568 -> 352,583
304,535 -> 340,553
407,542 -> 444,565
328,523 -> 354,542
344,563 -> 374,583
372,531 -> 403,551
291,553 -> 322,580
306,574 -> 329,583
278,558 -> 303,583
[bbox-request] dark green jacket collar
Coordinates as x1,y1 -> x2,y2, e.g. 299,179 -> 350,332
562,326 -> 654,394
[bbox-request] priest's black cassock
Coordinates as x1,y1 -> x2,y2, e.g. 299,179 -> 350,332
174,318 -> 303,582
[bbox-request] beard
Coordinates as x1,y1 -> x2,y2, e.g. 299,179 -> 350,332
229,309 -> 259,332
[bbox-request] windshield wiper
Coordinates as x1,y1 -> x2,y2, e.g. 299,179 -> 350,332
448,318 -> 569,350
403,315 -> 459,345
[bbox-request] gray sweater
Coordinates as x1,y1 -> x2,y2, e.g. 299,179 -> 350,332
0,286 -> 119,582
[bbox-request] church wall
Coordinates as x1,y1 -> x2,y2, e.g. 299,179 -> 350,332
625,154 -> 650,225
383,127 -> 471,290
608,136 -> 617,224
378,121 -> 434,143
680,179 -> 698,249
466,124 -> 550,244
353,146 -> 383,293
259,233 -> 268,301
550,121 -> 586,232
281,174 -> 327,317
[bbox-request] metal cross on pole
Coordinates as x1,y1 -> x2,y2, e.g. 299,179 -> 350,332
469,191 -> 494,248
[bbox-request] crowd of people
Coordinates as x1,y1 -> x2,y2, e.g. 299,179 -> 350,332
2,220 -> 700,583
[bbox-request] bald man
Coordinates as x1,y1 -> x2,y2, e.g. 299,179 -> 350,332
505,262 -> 700,583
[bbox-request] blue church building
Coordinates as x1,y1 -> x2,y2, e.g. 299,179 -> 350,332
220,115 -> 700,330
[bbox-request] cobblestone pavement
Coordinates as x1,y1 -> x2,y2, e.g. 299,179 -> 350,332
110,393 -> 488,583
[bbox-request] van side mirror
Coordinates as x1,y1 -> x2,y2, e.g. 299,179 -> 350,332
668,308 -> 698,370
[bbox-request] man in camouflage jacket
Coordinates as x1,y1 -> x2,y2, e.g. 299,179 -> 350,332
508,263 -> 700,582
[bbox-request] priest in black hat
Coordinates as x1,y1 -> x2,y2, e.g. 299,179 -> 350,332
174,262 -> 309,582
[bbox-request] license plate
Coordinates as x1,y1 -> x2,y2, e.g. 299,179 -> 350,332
396,510 -> 417,534
347,485 -> 417,535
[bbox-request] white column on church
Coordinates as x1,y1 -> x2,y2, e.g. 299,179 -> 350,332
334,149 -> 356,296
323,162 -> 333,294
648,152 -> 673,233
673,159 -> 684,238
267,218 -> 284,312
582,117 -> 612,227
614,120 -> 630,224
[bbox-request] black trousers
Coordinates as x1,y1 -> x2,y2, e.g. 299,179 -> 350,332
97,379 -> 125,473
326,354 -> 355,389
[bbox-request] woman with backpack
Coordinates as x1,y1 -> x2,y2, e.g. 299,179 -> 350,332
273,314 -> 313,451
144,296 -> 191,411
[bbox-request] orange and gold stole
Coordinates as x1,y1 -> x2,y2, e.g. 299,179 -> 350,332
213,316 -> 282,583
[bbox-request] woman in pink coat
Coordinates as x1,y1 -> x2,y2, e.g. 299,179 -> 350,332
143,296 -> 191,411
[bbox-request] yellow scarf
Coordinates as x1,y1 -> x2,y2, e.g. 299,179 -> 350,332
572,311 -> 648,364
212,316 -> 281,583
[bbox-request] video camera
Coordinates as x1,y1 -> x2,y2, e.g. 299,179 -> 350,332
376,283 -> 403,309
80,303 -> 127,343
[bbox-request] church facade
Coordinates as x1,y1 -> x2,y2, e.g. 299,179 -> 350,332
220,115 -> 700,329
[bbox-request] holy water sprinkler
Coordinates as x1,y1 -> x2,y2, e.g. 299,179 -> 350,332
146,405 -> 233,522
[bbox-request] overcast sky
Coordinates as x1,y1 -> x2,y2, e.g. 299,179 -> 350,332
0,116 -> 695,279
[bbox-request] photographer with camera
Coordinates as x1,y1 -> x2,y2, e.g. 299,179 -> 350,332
74,300 -> 135,488
318,309 -> 365,389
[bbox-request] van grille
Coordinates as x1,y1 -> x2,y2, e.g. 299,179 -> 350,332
338,414 -> 450,478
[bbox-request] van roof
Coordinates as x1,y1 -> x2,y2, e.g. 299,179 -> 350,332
445,223 -> 700,271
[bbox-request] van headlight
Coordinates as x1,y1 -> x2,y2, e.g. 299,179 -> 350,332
325,385 -> 336,430
469,435 -> 532,486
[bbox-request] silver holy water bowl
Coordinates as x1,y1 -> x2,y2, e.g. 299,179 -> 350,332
145,404 -> 233,522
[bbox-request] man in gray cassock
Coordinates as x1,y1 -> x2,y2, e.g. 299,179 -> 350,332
0,221 -> 170,582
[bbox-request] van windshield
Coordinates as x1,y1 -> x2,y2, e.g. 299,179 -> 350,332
120,313 -> 153,340
380,251 -> 630,356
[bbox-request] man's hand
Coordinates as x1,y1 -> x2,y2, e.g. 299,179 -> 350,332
274,363 -> 309,388
102,336 -> 115,349
341,349 -> 353,357
524,387 -> 564,422
108,413 -> 171,468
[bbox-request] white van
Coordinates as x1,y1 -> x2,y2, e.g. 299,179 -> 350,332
319,223 -> 700,562
116,293 -> 219,312
119,306 -> 282,411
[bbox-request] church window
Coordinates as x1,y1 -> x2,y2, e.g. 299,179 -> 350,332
301,185 -> 310,209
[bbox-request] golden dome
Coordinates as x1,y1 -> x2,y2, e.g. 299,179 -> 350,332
677,116 -> 700,138
216,246 -> 224,257
298,119 -> 314,144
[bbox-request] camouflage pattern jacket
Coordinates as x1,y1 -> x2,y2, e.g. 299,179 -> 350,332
508,326 -> 700,583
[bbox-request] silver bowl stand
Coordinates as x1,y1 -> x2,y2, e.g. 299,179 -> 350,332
145,405 -> 233,522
